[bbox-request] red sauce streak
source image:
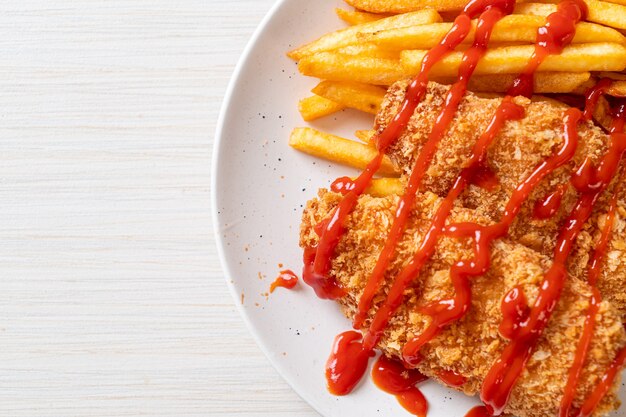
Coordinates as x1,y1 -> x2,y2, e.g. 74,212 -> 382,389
437,369 -> 467,387
559,112 -> 624,417
470,164 -> 500,191
576,346 -> 626,417
482,125 -> 626,415
508,0 -> 588,98
325,331 -> 374,395
499,286 -> 530,340
401,108 -> 581,368
331,176 -> 355,195
372,355 -> 429,417
465,406 -> 493,417
303,246 -> 345,300
534,183 -> 567,219
269,270 -> 299,293
583,78 -> 613,121
354,0 -> 516,333
304,3 -> 475,301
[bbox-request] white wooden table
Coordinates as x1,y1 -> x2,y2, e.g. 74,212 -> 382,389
0,1 -> 318,415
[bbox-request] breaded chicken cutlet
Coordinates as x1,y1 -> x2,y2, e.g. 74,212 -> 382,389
375,81 -> 626,318
300,190 -> 626,417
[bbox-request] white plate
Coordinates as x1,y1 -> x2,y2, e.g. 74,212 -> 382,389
211,1 -> 626,416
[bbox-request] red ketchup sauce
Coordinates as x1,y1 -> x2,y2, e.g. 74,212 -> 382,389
269,270 -> 299,293
465,406 -> 492,417
321,0 -> 516,396
534,183 -> 567,219
372,355 -> 429,416
326,331 -> 374,395
481,116 -> 626,414
559,96 -> 625,417
303,0 -> 475,301
436,369 -> 467,387
301,0 -> 626,412
353,0 -> 515,330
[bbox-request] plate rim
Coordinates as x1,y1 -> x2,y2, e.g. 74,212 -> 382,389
210,0 -> 326,415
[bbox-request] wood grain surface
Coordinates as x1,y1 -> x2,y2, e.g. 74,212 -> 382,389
0,1 -> 318,415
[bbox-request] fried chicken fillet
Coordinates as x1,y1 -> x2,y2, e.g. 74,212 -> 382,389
301,190 -> 626,417
375,81 -> 626,319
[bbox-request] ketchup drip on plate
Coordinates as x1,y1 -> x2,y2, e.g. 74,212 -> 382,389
372,355 -> 429,416
269,270 -> 299,293
465,406 -> 492,417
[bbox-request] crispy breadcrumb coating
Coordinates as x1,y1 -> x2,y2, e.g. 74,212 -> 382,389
301,190 -> 626,417
375,81 -> 626,318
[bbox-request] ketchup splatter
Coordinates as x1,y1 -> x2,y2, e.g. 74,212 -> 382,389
437,369 -> 467,387
498,286 -> 530,340
269,270 -> 299,293
372,355 -> 429,417
465,406 -> 493,417
534,183 -> 567,219
326,331 -> 374,396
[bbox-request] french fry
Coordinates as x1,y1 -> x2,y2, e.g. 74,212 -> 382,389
344,0 -> 467,13
355,129 -> 376,144
312,81 -> 387,114
366,177 -> 405,196
298,95 -> 345,121
516,1 -> 626,30
400,43 -> 626,77
607,80 -> 626,96
298,53 -> 408,85
335,8 -> 390,25
335,43 -> 400,59
432,72 -> 591,93
358,16 -> 625,50
287,9 -> 442,60
513,3 -> 560,16
289,127 -> 399,176
587,0 -> 626,30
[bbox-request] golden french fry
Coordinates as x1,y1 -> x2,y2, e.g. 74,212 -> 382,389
607,80 -> 626,96
366,177 -> 404,196
516,1 -> 626,30
289,127 -> 399,176
287,9 -> 442,60
312,81 -> 387,114
513,3 -> 558,16
400,43 -> 626,76
432,72 -> 591,94
299,53 -> 407,85
335,8 -> 391,25
355,129 -> 376,144
586,0 -> 626,30
359,16 -> 625,50
335,43 -> 400,59
344,0 -> 467,12
298,95 -> 345,121
596,71 -> 626,80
